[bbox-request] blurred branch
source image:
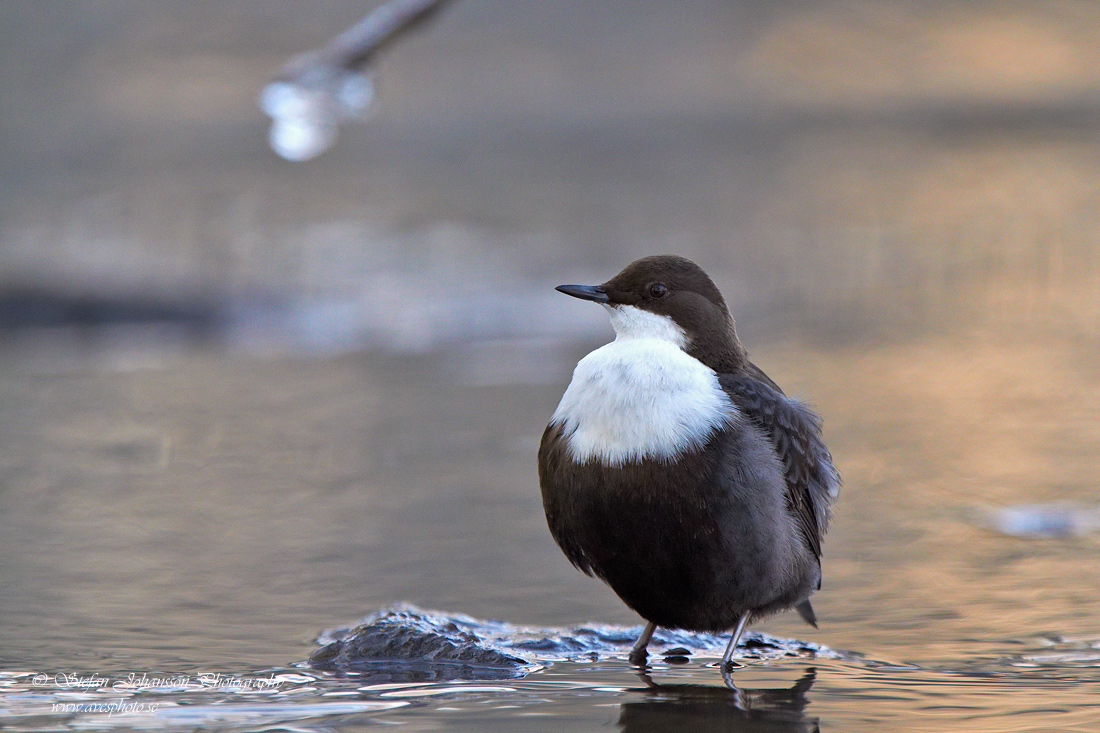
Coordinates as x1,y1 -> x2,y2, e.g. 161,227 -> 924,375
261,0 -> 456,161
279,0 -> 455,79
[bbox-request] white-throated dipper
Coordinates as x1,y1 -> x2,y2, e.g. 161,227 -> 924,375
538,255 -> 839,669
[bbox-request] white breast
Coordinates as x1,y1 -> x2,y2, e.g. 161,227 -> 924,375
551,311 -> 738,466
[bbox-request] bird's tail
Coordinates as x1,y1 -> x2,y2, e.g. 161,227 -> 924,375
795,600 -> 818,628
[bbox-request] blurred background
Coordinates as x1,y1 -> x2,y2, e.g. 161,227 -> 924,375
6,0 -> 1100,351
1,0 -> 1099,717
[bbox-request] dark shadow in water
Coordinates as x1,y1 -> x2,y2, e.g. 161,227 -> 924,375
0,286 -> 222,335
620,667 -> 819,733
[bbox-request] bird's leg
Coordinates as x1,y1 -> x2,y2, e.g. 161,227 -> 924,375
721,612 -> 751,669
628,621 -> 657,665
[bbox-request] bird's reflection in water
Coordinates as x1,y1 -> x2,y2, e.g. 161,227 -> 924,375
619,667 -> 819,732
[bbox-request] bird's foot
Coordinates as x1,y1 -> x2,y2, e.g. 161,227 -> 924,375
628,621 -> 657,666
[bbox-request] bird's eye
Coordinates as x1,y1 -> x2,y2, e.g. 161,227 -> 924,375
649,283 -> 668,298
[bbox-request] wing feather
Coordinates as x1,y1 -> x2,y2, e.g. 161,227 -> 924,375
720,367 -> 839,561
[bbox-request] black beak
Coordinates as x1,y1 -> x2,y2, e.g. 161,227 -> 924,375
555,284 -> 610,303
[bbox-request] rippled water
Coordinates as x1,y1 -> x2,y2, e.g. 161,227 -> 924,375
2,332 -> 1099,730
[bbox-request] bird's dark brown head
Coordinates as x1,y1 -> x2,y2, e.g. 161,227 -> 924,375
556,255 -> 747,373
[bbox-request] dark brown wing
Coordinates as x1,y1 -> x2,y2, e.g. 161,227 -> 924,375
719,368 -> 839,561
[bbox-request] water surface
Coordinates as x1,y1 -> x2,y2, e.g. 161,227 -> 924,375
2,331 -> 1099,730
